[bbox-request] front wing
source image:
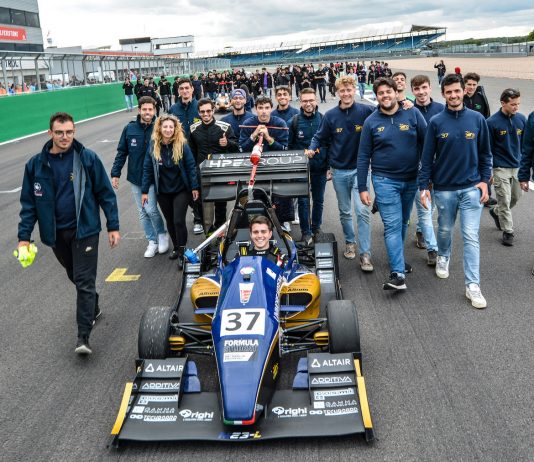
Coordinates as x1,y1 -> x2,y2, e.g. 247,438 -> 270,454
111,352 -> 374,445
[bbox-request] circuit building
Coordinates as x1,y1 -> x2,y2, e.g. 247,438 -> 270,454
0,0 -> 43,52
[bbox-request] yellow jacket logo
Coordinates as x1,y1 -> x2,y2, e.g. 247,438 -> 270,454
354,125 -> 362,132
517,129 -> 523,136
440,132 -> 449,139
376,126 -> 385,133
336,128 -> 343,133
465,131 -> 475,140
399,124 -> 409,131
499,130 -> 507,136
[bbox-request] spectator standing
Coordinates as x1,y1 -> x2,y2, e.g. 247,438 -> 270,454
142,114 -> 199,268
122,78 -> 134,112
111,97 -> 168,258
518,108 -> 534,272
434,60 -> 446,84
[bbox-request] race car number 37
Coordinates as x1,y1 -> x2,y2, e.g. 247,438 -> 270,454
220,309 -> 265,336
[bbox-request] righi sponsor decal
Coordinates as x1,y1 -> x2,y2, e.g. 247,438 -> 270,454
138,394 -> 178,405
313,388 -> 355,401
271,406 -> 308,418
179,409 -> 214,422
144,362 -> 183,373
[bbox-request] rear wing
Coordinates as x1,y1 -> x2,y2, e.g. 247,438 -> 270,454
200,151 -> 309,202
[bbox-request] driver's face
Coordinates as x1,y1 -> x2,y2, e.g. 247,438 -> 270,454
250,223 -> 272,250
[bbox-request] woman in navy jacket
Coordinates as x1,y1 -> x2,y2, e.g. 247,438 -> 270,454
142,114 -> 199,266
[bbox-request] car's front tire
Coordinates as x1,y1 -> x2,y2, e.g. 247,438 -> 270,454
138,306 -> 173,359
327,300 -> 361,354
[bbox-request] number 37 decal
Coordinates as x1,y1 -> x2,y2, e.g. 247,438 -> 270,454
220,309 -> 266,336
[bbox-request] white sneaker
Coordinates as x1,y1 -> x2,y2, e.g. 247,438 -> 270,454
282,222 -> 292,233
435,256 -> 449,279
144,240 -> 158,258
157,233 -> 169,254
193,223 -> 203,235
466,283 -> 487,309
291,216 -> 300,225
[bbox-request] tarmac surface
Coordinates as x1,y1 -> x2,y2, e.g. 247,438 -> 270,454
2,90 -> 534,461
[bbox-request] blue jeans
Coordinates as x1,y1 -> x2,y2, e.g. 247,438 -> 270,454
298,171 -> 328,235
415,196 -> 438,251
433,186 -> 483,285
373,176 -> 417,275
331,167 -> 371,255
124,94 -> 134,110
130,183 -> 166,242
358,82 -> 365,99
207,91 -> 217,100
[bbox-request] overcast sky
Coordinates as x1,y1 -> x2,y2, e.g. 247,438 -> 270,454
38,0 -> 534,52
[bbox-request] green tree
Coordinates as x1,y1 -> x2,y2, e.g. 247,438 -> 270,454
528,29 -> 534,41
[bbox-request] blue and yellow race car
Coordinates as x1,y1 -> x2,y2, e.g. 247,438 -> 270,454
110,150 -> 374,445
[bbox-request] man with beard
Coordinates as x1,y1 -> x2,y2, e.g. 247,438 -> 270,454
419,74 -> 492,309
358,78 -> 427,290
222,88 -> 254,141
190,98 -> 238,234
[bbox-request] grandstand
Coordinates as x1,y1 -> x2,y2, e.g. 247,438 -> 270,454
195,25 -> 446,67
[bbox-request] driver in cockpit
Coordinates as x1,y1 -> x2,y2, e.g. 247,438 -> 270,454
240,216 -> 286,267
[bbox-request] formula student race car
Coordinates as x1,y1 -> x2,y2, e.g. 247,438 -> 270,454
110,141 -> 374,445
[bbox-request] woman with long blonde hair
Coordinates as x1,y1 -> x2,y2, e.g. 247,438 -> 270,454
142,114 -> 199,268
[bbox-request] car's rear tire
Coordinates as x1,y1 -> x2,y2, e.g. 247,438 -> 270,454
327,300 -> 360,354
138,306 -> 173,359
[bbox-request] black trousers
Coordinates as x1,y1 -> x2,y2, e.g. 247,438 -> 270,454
317,83 -> 326,102
157,190 -> 190,249
52,229 -> 99,337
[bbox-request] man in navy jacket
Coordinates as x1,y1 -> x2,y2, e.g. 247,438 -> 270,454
18,112 -> 120,354
411,74 -> 444,263
306,75 -> 374,271
358,77 -> 427,290
419,74 -> 492,309
486,89 -> 526,246
111,96 -> 167,258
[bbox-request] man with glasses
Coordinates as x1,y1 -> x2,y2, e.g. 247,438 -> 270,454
190,98 -> 238,234
222,89 -> 254,140
289,88 -> 328,243
17,112 -> 120,355
486,89 -> 526,246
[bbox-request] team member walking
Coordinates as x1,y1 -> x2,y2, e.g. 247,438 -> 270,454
111,96 -> 168,258
419,74 -> 492,309
306,76 -> 374,272
358,78 -> 427,290
411,74 -> 444,264
289,88 -> 328,243
487,89 -> 526,246
142,114 -> 199,268
518,108 -> 534,272
17,112 -> 120,354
